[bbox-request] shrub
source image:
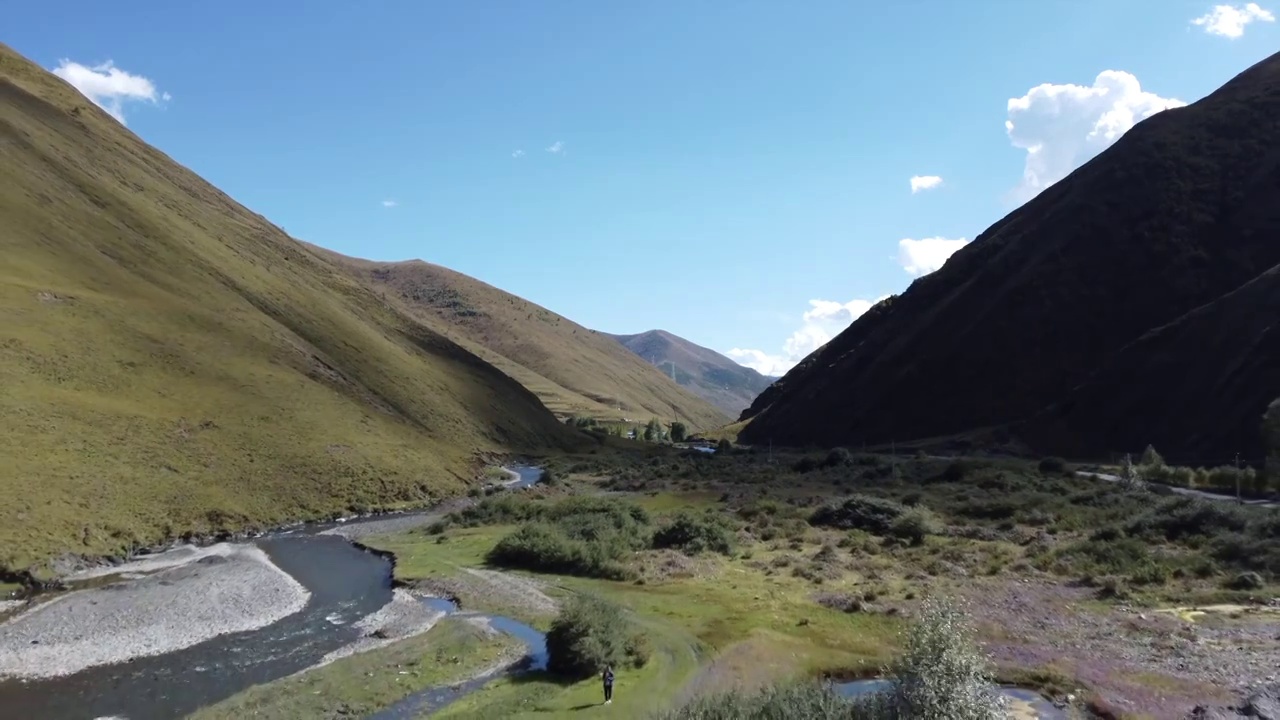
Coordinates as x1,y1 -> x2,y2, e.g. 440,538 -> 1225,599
874,594 -> 1007,720
792,457 -> 820,474
889,507 -> 941,546
1038,457 -> 1067,475
810,495 -> 908,534
451,493 -> 542,527
822,447 -> 852,469
656,682 -> 855,720
1226,571 -> 1265,591
652,511 -> 736,555
716,438 -> 732,453
486,497 -> 652,579
1140,445 -> 1165,468
545,594 -> 647,679
538,468 -> 559,486
1126,497 -> 1247,541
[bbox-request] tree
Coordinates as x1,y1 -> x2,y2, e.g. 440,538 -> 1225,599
669,422 -> 687,443
644,418 -> 662,442
716,438 -> 732,453
1139,444 -> 1165,468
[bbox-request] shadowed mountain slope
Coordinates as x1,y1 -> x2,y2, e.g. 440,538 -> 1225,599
741,51 -> 1280,466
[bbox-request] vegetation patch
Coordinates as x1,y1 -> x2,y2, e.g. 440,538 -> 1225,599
545,594 -> 650,679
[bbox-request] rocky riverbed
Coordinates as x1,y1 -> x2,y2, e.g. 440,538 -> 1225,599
0,543 -> 309,680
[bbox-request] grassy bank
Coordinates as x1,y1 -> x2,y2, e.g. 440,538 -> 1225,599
186,618 -> 519,720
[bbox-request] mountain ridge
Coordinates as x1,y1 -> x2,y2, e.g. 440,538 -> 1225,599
307,249 -> 730,431
607,329 -> 775,417
740,50 -> 1280,467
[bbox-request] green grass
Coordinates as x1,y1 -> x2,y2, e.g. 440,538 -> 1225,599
364,496 -> 904,719
186,618 -> 518,720
0,44 -> 585,576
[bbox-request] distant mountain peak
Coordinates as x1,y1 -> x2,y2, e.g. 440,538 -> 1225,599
608,329 -> 774,417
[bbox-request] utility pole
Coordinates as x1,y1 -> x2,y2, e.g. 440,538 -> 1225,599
1236,452 -> 1242,503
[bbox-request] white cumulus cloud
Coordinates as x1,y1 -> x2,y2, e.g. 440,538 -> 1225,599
512,149 -> 526,158
909,175 -> 943,193
51,59 -> 167,125
381,199 -> 397,208
898,237 -> 969,277
727,297 -> 888,376
545,140 -> 564,154
1005,71 -> 1185,202
1192,3 -> 1274,37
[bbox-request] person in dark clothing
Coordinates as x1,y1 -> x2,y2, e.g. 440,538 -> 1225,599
602,665 -> 615,705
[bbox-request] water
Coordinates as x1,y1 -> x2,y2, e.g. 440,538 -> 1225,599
0,535 -> 394,720
834,679 -> 1067,719
0,467 -> 545,720
365,597 -> 549,720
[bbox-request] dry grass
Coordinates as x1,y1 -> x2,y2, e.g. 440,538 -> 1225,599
0,44 -> 583,575
312,249 -> 729,431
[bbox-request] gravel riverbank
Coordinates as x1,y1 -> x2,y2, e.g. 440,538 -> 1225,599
0,543 -> 309,679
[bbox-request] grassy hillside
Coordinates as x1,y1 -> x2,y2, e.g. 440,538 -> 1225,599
312,250 -> 729,431
608,329 -> 774,417
742,51 -> 1280,465
0,44 -> 580,575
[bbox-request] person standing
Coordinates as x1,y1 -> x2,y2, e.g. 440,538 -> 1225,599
602,664 -> 615,705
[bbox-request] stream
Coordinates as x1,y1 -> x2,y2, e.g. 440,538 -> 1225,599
0,467 -> 545,720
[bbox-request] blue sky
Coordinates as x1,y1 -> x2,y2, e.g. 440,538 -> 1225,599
6,1 -> 1277,376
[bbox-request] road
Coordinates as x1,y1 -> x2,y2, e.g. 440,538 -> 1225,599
1074,471 -> 1279,509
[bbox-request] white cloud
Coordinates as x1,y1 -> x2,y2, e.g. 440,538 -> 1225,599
1005,71 -> 1184,202
727,297 -> 888,376
381,199 -> 397,208
545,140 -> 564,154
1192,3 -> 1274,37
512,149 -> 526,158
51,59 -> 167,125
909,175 -> 943,193
898,237 -> 969,277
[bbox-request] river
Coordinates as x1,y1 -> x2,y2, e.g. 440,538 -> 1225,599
0,467 -> 544,720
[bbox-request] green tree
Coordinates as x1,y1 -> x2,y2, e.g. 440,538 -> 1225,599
669,422 -> 687,443
1140,444 -> 1165,468
644,418 -> 662,442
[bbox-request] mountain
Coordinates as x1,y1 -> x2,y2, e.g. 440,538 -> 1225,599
0,44 -> 580,575
607,330 -> 775,417
741,51 -> 1280,467
310,251 -> 730,431
1018,264 -> 1280,467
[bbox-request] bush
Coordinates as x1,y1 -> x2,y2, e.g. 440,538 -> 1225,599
538,468 -> 559,486
656,682 -> 855,720
875,594 -> 1007,720
822,447 -> 852,469
1140,445 -> 1165,468
1226,571 -> 1265,590
810,495 -> 908,535
652,511 -> 736,555
485,497 -> 652,579
889,507 -> 941,546
716,438 -> 732,453
792,457 -> 820,474
1037,457 -> 1067,475
546,594 -> 647,679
